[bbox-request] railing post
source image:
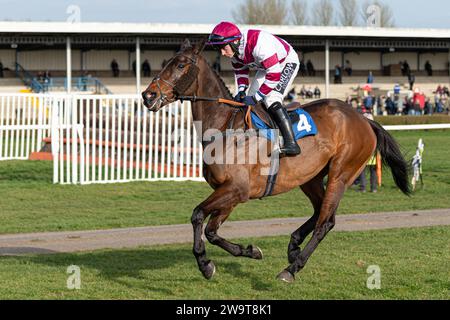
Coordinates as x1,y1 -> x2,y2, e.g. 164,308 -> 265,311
136,37 -> 141,95
66,36 -> 72,94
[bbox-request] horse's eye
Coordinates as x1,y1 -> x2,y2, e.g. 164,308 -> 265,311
178,63 -> 185,69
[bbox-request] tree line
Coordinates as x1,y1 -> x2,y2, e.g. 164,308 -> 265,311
232,0 -> 395,27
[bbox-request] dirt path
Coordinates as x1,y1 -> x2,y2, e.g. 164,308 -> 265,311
1,209 -> 449,256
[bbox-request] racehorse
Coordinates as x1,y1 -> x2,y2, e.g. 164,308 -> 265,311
142,39 -> 411,283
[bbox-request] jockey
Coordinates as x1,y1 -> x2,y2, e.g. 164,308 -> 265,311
207,21 -> 301,155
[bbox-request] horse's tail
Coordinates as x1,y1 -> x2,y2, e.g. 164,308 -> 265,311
368,119 -> 411,196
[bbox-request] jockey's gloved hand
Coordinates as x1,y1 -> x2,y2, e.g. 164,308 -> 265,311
234,90 -> 246,102
242,95 -> 257,106
233,85 -> 248,102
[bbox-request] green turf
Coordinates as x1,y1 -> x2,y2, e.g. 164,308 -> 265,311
0,130 -> 449,234
0,226 -> 448,299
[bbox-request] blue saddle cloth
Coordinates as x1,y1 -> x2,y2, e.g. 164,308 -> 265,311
250,108 -> 318,141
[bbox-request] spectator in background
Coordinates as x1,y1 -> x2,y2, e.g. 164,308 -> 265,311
307,86 -> 314,98
404,96 -> 414,115
377,95 -> 386,116
306,59 -> 316,76
424,97 -> 433,115
299,58 -> 307,77
359,151 -> 379,193
395,94 -> 403,115
408,73 -> 416,90
385,95 -> 395,115
142,59 -> 151,77
434,92 -> 443,113
367,71 -> 374,84
394,83 -> 401,95
299,85 -> 307,99
80,70 -> 92,91
286,88 -> 296,102
402,60 -> 411,77
132,60 -> 136,76
344,60 -> 353,76
0,60 -> 3,78
314,86 -> 321,99
442,95 -> 449,113
111,59 -> 119,77
42,70 -> 51,92
424,60 -> 433,76
412,88 -> 424,115
363,91 -> 374,114
334,65 -> 342,84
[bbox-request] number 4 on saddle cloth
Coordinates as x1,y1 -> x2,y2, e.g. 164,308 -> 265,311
249,108 -> 318,142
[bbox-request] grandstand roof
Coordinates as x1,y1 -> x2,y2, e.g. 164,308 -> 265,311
1,21 -> 450,40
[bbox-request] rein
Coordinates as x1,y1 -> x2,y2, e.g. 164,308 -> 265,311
177,95 -> 244,107
178,95 -> 254,129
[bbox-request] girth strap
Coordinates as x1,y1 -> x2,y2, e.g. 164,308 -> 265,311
260,147 -> 280,199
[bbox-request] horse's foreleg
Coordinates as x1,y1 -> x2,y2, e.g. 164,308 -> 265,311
278,178 -> 345,283
205,211 -> 263,260
191,206 -> 215,280
192,185 -> 249,280
288,175 -> 326,263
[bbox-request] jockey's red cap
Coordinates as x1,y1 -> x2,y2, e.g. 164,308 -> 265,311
207,22 -> 242,46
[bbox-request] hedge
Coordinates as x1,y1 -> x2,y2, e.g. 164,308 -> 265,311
373,115 -> 450,125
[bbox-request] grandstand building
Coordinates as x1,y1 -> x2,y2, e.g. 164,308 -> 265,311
0,21 -> 449,97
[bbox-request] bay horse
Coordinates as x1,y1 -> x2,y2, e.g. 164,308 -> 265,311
142,39 -> 410,283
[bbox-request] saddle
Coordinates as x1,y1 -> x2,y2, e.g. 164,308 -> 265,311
250,101 -> 302,129
245,101 -> 317,142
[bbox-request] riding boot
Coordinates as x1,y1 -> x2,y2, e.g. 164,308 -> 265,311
268,102 -> 301,156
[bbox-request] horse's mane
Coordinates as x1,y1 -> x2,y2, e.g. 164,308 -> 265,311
203,56 -> 233,99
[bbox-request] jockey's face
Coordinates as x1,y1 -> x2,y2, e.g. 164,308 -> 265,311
220,44 -> 234,58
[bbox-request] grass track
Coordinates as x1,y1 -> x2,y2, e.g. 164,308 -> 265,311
0,226 -> 448,299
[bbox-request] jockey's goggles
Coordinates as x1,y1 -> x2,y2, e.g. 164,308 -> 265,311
207,34 -> 241,50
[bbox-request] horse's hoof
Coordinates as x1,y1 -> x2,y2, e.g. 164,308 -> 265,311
276,270 -> 295,283
201,261 -> 216,280
249,245 -> 263,260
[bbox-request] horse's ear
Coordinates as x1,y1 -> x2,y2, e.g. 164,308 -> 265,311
180,38 -> 192,52
194,38 -> 207,55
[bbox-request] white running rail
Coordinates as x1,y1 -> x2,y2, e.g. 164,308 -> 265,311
0,93 -> 449,184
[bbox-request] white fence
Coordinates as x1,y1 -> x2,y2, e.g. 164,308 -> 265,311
1,93 -> 450,185
0,93 -> 203,184
0,94 -> 52,160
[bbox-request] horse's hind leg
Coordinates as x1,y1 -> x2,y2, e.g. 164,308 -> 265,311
287,173 -> 326,263
277,176 -> 343,283
191,184 -> 249,280
205,211 -> 263,260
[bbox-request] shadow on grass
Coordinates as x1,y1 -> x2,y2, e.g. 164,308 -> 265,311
1,245 -> 278,296
0,244 -> 278,296
221,261 -> 274,292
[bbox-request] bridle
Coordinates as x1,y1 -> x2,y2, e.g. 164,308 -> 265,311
143,52 -> 199,107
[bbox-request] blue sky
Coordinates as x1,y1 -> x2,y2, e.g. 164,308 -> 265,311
1,0 -> 449,29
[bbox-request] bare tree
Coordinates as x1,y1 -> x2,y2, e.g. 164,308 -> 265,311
312,0 -> 335,26
291,0 -> 309,25
232,0 -> 288,25
361,0 -> 395,27
338,0 -> 359,26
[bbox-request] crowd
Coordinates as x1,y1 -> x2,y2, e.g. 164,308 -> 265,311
285,85 -> 321,102
345,83 -> 449,116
